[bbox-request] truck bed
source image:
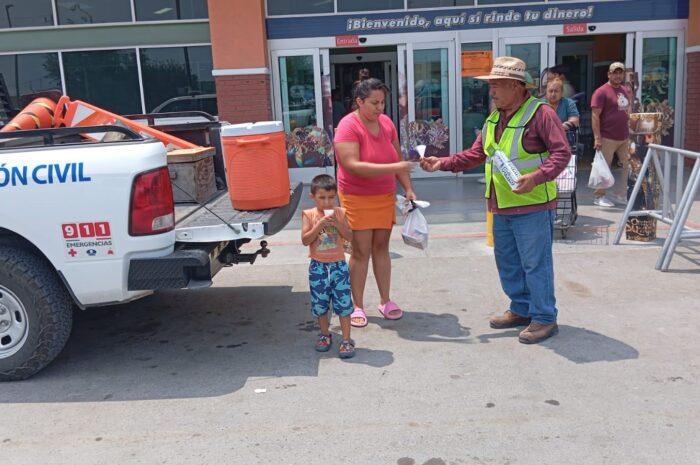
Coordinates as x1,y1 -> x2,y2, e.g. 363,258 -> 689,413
173,183 -> 303,243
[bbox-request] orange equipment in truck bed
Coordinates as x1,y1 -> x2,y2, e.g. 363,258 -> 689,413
53,96 -> 197,150
1,97 -> 57,131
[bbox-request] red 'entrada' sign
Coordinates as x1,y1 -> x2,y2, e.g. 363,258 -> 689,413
563,23 -> 587,35
336,35 -> 359,47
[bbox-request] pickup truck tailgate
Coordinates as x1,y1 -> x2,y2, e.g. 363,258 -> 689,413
173,182 -> 302,243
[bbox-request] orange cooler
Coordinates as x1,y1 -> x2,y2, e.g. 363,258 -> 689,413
221,121 -> 290,210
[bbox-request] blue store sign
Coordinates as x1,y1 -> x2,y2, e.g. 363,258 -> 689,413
267,0 -> 689,39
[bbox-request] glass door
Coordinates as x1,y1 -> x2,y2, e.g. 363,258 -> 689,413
499,37 -> 553,96
634,30 -> 684,147
271,48 -> 333,181
406,41 -> 457,178
459,42 -> 493,177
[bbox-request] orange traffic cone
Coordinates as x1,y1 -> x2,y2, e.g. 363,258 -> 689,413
1,97 -> 57,132
53,96 -> 196,149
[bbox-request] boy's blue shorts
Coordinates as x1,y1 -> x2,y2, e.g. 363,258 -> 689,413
308,259 -> 353,317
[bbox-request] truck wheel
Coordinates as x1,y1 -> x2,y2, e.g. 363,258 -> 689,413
0,246 -> 73,381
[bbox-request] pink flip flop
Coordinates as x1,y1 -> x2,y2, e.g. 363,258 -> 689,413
378,300 -> 403,320
350,307 -> 368,328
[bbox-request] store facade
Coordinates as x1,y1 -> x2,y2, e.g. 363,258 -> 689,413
259,0 -> 689,181
1,0 -> 695,185
0,1 -> 214,120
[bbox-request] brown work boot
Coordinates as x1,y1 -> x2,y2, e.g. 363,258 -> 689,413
519,322 -> 559,344
489,310 -> 531,329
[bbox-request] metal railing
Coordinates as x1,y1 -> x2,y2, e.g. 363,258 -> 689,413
613,144 -> 700,271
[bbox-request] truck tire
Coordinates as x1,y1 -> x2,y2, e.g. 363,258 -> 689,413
0,245 -> 73,381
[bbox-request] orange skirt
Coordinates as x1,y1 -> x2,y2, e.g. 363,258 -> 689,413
338,192 -> 396,230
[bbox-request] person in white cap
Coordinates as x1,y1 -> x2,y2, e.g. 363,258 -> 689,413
591,61 -> 631,207
420,56 -> 571,344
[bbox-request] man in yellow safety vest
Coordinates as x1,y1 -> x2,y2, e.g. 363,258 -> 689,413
420,56 -> 571,344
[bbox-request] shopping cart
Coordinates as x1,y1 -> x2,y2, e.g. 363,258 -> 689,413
554,127 -> 580,238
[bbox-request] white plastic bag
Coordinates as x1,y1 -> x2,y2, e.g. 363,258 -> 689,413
588,150 -> 615,189
401,207 -> 429,250
555,154 -> 577,192
395,194 -> 430,213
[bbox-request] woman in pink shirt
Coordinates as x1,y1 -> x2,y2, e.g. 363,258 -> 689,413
334,78 -> 416,327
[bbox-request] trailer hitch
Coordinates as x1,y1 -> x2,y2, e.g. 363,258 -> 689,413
223,240 -> 269,265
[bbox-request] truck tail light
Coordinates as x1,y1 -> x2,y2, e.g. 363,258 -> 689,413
129,167 -> 175,236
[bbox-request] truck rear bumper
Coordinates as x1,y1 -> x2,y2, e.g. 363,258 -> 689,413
128,182 -> 302,290
127,243 -> 222,290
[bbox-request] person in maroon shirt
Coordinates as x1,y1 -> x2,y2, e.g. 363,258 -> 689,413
591,62 -> 632,207
421,56 -> 570,344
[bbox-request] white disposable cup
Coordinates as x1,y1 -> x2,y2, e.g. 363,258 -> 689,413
324,209 -> 334,217
415,145 -> 427,158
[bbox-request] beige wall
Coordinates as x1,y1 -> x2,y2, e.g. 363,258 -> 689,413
690,0 -> 700,47
207,0 -> 268,69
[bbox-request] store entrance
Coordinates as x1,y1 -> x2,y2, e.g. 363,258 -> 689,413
329,46 -> 399,130
555,34 -> 627,160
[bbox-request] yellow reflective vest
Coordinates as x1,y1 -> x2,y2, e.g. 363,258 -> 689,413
482,96 -> 558,209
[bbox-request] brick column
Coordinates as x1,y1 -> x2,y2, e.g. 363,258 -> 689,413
207,0 -> 272,124
686,52 -> 700,152
684,0 -> 700,151
215,74 -> 271,124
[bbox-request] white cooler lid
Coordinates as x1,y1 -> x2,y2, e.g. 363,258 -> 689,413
220,121 -> 284,137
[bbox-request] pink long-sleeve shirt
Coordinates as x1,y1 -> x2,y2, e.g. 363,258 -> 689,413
441,100 -> 571,215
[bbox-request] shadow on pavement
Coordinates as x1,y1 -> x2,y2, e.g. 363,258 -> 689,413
367,311 -> 472,344
556,215 -> 615,244
1,287 -> 393,403
477,325 -> 638,363
540,325 -> 639,363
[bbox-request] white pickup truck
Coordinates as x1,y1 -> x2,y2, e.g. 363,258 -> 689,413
0,124 -> 302,380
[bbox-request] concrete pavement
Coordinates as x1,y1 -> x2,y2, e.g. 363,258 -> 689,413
1,171 -> 698,465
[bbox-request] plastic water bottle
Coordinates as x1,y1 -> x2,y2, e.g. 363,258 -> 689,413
493,150 -> 521,190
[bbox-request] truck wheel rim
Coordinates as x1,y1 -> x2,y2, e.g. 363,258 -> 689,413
0,286 -> 29,359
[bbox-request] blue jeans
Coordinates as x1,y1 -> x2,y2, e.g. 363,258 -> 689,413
492,209 -> 558,324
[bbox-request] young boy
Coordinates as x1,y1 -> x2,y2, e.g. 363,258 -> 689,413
301,174 -> 355,359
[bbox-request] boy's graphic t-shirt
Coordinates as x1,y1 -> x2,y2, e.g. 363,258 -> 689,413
303,207 -> 347,263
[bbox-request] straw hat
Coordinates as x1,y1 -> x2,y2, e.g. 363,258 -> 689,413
476,56 -> 536,89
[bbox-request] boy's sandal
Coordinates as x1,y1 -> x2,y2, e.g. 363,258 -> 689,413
315,333 -> 332,352
378,300 -> 403,320
338,339 -> 356,359
349,307 -> 368,328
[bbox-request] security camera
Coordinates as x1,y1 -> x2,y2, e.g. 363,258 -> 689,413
588,25 -> 597,31
359,37 -> 367,43
356,56 -> 362,61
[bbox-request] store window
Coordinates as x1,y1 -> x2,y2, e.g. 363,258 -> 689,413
641,37 -> 677,145
56,0 -> 131,25
0,0 -> 54,28
140,46 -> 215,114
0,52 -> 61,110
266,0 -> 333,16
505,43 -> 541,92
408,0 -> 474,7
337,0 -> 404,12
410,47 -> 451,157
63,49 -> 141,115
135,0 -> 208,21
476,0 -> 543,4
460,43 -> 491,150
278,55 -> 316,131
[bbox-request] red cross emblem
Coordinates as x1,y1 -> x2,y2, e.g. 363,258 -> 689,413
68,249 -> 77,257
